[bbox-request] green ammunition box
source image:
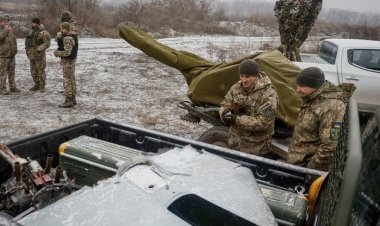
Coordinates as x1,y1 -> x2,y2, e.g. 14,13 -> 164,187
259,184 -> 308,226
59,135 -> 143,186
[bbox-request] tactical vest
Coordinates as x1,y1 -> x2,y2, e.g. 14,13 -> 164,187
57,34 -> 78,59
25,29 -> 44,47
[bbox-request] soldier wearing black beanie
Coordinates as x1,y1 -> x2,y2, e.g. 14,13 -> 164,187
31,18 -> 40,25
296,67 -> 325,89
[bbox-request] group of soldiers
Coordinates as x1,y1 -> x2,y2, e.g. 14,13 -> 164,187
0,11 -> 78,108
220,60 -> 354,171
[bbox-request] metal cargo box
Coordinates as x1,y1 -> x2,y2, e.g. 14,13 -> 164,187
58,135 -> 143,186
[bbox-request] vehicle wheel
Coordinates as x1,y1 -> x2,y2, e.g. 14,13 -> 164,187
197,126 -> 229,148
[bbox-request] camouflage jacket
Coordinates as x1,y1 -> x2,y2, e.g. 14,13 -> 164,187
55,31 -> 76,59
25,25 -> 51,59
0,26 -> 17,58
219,72 -> 278,155
287,81 -> 354,171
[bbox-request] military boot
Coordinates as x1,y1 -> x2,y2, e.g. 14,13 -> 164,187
72,95 -> 77,105
58,96 -> 74,108
39,82 -> 46,92
10,87 -> 21,93
29,84 -> 39,91
1,90 -> 10,95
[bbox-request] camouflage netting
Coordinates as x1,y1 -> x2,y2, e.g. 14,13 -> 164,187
119,26 -> 302,127
274,0 -> 322,61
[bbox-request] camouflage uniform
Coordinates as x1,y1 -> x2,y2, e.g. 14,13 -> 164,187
0,19 -> 18,94
54,29 -> 78,107
25,24 -> 51,91
56,11 -> 79,43
274,0 -> 322,61
287,81 -> 352,171
219,73 -> 278,155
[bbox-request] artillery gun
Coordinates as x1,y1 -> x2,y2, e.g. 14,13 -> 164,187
119,25 -> 302,157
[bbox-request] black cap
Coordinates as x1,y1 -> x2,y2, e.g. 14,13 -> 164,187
239,59 -> 260,77
32,18 -> 40,25
297,67 -> 325,89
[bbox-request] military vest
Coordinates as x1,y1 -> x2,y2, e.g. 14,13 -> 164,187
57,34 -> 78,59
25,29 -> 44,47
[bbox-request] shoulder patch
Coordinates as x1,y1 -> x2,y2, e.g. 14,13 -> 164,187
261,106 -> 275,118
330,121 -> 342,141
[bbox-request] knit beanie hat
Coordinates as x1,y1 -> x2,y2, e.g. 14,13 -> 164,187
238,59 -> 260,77
297,67 -> 325,89
60,22 -> 71,30
0,15 -> 9,22
32,18 -> 40,25
61,11 -> 72,22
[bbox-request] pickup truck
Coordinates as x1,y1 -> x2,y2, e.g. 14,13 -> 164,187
0,100 -> 379,225
294,38 -> 380,113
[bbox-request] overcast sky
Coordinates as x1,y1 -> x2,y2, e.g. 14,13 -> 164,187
262,0 -> 380,13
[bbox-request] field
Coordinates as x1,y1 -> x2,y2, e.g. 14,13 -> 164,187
0,33 -> 281,143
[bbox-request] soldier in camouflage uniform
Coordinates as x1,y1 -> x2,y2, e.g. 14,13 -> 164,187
0,15 -> 20,95
219,59 -> 278,156
25,18 -> 51,92
54,22 -> 78,108
56,11 -> 79,43
287,67 -> 355,171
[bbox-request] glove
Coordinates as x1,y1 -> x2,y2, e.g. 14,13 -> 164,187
56,31 -> 62,39
222,112 -> 237,125
54,50 -> 59,57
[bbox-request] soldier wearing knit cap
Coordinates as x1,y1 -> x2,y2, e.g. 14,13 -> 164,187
219,59 -> 279,157
0,14 -> 20,94
56,11 -> 78,42
287,67 -> 355,171
25,17 -> 51,92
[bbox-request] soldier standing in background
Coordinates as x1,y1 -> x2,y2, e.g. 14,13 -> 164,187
287,67 -> 354,171
56,11 -> 78,42
25,18 -> 51,92
54,22 -> 78,108
0,15 -> 20,95
219,59 -> 278,157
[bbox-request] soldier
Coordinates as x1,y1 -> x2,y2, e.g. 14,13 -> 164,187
219,59 -> 278,156
25,18 -> 51,92
287,67 -> 353,171
54,22 -> 78,108
56,11 -> 78,42
0,15 -> 20,95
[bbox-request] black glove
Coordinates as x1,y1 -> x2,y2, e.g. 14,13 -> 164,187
222,112 -> 237,125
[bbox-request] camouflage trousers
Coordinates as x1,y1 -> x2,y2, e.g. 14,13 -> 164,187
29,56 -> 47,88
0,56 -> 17,90
60,58 -> 77,97
228,134 -> 272,156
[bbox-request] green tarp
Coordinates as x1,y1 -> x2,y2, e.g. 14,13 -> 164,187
119,26 -> 302,127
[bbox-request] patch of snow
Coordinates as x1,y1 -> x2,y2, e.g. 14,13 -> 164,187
0,35 -> 282,143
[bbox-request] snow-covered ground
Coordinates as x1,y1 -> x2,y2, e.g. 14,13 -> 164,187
1,35 -> 280,143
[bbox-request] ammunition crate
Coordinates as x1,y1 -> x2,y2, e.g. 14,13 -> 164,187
59,135 -> 143,186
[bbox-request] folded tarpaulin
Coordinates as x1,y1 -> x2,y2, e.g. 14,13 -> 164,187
119,26 -> 302,127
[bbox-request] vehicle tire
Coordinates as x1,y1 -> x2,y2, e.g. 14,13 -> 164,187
197,126 -> 229,148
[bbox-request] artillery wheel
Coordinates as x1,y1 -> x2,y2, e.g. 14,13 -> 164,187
197,126 -> 229,148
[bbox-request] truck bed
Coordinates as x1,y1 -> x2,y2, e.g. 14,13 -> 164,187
1,118 -> 323,194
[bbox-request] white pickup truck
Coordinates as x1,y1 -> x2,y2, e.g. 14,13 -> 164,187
294,39 -> 380,113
